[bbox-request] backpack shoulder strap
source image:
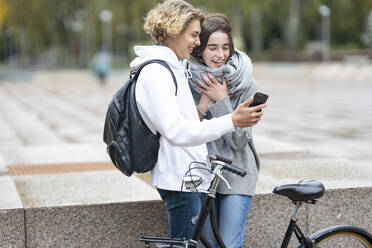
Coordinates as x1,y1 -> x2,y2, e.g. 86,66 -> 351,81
132,59 -> 178,96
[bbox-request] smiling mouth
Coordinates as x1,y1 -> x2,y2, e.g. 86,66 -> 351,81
213,61 -> 224,66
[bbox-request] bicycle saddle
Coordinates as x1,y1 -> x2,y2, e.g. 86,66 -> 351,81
273,179 -> 325,202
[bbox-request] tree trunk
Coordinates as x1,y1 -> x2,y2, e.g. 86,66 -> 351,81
251,9 -> 263,52
231,5 -> 245,50
286,0 -> 300,49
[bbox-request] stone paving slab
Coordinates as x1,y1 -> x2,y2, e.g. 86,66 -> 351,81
0,154 -> 7,175
1,143 -> 109,166
13,122 -> 66,145
12,170 -> 160,208
312,63 -> 372,83
254,69 -> 372,164
1,66 -> 371,165
7,162 -> 115,176
0,176 -> 23,209
254,134 -> 306,155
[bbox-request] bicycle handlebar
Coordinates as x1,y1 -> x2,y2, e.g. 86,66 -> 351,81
208,155 -> 247,177
223,163 -> 247,177
209,154 -> 232,164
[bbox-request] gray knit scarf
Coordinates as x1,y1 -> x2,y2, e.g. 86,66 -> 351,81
186,48 -> 254,105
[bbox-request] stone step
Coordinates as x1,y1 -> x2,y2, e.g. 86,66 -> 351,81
3,171 -> 370,247
0,176 -> 25,248
12,170 -> 160,208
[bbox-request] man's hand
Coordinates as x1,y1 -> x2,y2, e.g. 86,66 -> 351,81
232,97 -> 266,127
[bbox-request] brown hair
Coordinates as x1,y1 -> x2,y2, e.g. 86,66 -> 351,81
144,0 -> 204,45
191,13 -> 234,60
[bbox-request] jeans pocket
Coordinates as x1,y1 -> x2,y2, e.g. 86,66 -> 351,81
157,189 -> 185,210
165,199 -> 186,212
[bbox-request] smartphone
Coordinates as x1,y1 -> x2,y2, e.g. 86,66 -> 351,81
249,92 -> 268,112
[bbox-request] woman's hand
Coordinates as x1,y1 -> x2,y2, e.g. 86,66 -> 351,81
196,72 -> 228,102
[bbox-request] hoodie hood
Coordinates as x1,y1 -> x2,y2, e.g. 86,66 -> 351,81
130,45 -> 184,71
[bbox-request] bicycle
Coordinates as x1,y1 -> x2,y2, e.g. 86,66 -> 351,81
139,154 -> 372,247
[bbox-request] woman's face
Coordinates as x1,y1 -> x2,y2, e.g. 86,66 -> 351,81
201,31 -> 230,69
171,19 -> 201,60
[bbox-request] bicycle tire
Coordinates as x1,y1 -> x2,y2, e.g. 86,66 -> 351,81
297,225 -> 372,248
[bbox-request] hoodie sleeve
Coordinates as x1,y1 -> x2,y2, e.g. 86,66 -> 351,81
135,63 -> 235,147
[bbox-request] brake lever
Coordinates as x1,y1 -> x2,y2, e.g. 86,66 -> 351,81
215,170 -> 231,190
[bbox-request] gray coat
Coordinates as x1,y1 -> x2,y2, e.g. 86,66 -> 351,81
186,49 -> 260,196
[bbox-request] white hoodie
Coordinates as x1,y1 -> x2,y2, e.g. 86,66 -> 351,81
130,45 -> 234,191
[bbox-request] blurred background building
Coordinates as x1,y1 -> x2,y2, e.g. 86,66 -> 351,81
1,0 -> 372,69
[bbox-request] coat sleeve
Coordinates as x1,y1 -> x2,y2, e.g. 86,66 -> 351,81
208,78 -> 257,151
135,64 -> 235,147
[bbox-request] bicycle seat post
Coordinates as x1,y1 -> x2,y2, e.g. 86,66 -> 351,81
280,202 -> 304,248
291,201 -> 302,221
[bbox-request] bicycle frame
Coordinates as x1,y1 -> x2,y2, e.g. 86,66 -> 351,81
197,197 -> 316,248
140,159 -> 234,248
195,174 -> 318,248
140,159 -> 371,248
190,172 -> 227,248
280,202 -> 314,248
139,177 -> 227,248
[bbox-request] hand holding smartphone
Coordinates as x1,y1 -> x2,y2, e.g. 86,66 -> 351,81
249,92 -> 268,112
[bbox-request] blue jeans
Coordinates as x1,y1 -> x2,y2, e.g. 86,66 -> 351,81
203,194 -> 252,248
157,188 -> 205,240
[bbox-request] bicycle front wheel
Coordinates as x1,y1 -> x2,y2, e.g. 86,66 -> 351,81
305,225 -> 372,248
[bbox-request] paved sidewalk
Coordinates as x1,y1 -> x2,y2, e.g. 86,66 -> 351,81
1,63 -> 371,248
253,62 -> 372,166
1,63 -> 371,168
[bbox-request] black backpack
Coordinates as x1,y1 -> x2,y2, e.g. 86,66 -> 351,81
103,60 -> 177,176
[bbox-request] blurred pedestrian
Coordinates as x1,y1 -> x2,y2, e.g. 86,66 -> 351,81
93,51 -> 111,85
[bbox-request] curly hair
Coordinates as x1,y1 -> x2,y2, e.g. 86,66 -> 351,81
191,13 -> 234,60
144,0 -> 204,45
